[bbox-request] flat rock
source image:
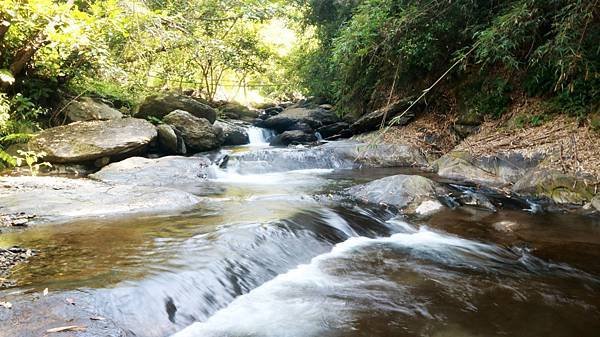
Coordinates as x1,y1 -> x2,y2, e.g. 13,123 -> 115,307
90,156 -> 212,194
28,118 -> 157,164
136,93 -> 217,123
0,292 -> 125,337
65,97 -> 123,123
0,176 -> 201,225
346,174 -> 447,212
164,110 -> 222,152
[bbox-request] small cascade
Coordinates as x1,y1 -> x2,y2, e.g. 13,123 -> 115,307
247,126 -> 276,146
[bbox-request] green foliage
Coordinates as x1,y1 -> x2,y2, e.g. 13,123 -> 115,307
292,0 -> 599,118
14,149 -> 51,176
467,78 -> 512,119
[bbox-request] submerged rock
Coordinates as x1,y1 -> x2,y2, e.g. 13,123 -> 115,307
215,120 -> 249,145
270,130 -> 318,146
346,174 -> 447,213
0,176 -> 201,225
29,118 -> 157,164
64,97 -> 123,123
90,156 -> 212,194
163,110 -> 222,152
136,93 -> 217,123
512,169 -> 597,205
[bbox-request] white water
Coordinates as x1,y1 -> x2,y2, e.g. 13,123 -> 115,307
247,126 -> 276,146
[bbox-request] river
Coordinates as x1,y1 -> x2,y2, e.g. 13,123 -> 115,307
1,128 -> 600,337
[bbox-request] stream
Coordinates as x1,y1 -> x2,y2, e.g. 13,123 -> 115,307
1,128 -> 600,337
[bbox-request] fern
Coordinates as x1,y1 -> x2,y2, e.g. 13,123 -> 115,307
0,133 -> 32,144
0,148 -> 16,167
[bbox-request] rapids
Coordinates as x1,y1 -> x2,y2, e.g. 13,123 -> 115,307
1,126 -> 599,337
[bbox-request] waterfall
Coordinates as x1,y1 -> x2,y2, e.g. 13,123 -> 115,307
247,127 -> 276,146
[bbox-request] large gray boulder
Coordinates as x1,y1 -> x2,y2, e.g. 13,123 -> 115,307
64,97 -> 123,122
270,130 -> 318,146
219,102 -> 258,122
214,120 -> 249,145
0,176 -> 201,225
316,122 -> 351,139
320,141 -> 429,168
163,110 -> 222,152
29,118 -> 157,164
91,156 -> 212,194
261,107 -> 340,133
137,93 -> 217,123
347,174 -> 447,213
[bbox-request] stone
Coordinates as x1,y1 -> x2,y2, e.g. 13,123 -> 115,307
163,110 -> 222,152
512,169 -> 597,204
28,118 -> 157,164
591,195 -> 600,212
319,141 -> 429,168
157,124 -> 186,154
219,102 -> 258,122
434,152 -> 506,186
346,174 -> 447,212
261,107 -> 340,133
214,120 -> 249,146
269,130 -> 318,146
64,97 -> 123,123
136,93 -> 217,123
351,98 -> 417,134
316,122 -> 350,139
0,176 -> 201,225
90,156 -> 212,194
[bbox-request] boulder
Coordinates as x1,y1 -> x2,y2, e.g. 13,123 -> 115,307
0,176 -> 201,225
264,106 -> 283,116
321,141 -> 429,168
269,130 -> 318,146
346,174 -> 447,213
29,118 -> 157,164
64,97 -> 123,122
214,120 -> 249,145
262,107 -> 340,133
157,124 -> 186,155
317,122 -> 351,139
592,195 -> 600,212
136,93 -> 217,123
90,156 -> 212,194
512,169 -> 597,204
163,110 -> 222,152
219,102 -> 258,122
351,99 -> 417,134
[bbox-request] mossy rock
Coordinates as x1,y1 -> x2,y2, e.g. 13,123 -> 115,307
513,169 -> 596,204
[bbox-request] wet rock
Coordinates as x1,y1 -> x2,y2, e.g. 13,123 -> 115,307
317,122 -> 351,139
29,118 -> 157,164
0,246 -> 35,288
163,110 -> 222,152
214,120 -> 249,146
90,156 -> 212,194
346,174 -> 447,213
269,130 -> 318,146
64,97 -> 123,123
136,93 -> 217,123
264,106 -> 283,116
0,292 -> 126,337
219,102 -> 257,122
512,169 -> 597,204
0,176 -> 201,225
351,98 -> 417,133
262,107 -> 340,133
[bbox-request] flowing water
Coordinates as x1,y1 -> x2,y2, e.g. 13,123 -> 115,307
1,128 -> 600,337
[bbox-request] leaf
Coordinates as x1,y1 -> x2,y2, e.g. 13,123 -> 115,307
0,69 -> 14,85
46,326 -> 87,333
